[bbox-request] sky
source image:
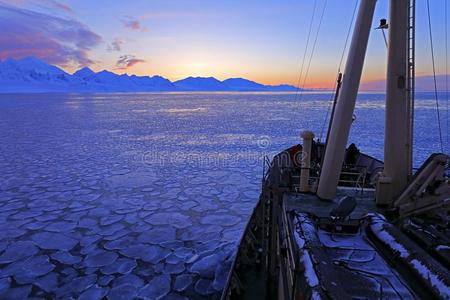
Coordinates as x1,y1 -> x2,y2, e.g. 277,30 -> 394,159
0,0 -> 448,88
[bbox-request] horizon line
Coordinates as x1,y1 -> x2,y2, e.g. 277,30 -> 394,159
1,56 -> 450,91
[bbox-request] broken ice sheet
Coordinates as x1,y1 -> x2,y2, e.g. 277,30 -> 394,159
0,93 -> 285,299
200,214 -> 241,226
137,226 -> 176,244
100,258 -> 137,275
14,255 -> 55,284
190,254 -> 222,278
78,284 -> 109,300
35,272 -> 59,293
137,274 -> 171,299
145,212 -> 192,229
83,250 -> 118,267
51,251 -> 82,264
0,241 -> 39,264
195,278 -> 215,295
30,232 -> 78,251
174,274 -> 193,292
55,274 -> 97,297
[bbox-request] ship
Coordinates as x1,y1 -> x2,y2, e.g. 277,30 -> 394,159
221,0 -> 450,299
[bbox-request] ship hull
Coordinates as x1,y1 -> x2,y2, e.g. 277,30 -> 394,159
221,144 -> 450,299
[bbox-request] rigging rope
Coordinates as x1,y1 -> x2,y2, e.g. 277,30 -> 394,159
319,0 -> 359,141
446,0 -> 449,154
298,0 -> 328,101
293,0 -> 317,101
426,0 -> 444,153
338,0 -> 360,72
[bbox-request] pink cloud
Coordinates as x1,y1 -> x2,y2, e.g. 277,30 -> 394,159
107,38 -> 123,52
44,0 -> 73,13
7,0 -> 73,14
0,3 -> 101,67
115,54 -> 146,70
121,16 -> 147,32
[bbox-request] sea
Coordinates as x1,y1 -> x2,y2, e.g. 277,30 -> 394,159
0,91 -> 448,299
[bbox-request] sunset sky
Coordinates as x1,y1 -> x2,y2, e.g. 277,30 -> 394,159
0,0 -> 448,88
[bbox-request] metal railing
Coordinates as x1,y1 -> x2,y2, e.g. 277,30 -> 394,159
261,155 -> 370,193
290,166 -> 368,193
262,155 -> 272,182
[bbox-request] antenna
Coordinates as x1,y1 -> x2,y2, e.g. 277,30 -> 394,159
375,18 -> 389,48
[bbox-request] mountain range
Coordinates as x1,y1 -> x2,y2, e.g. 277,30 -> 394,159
360,75 -> 450,91
0,57 -> 298,93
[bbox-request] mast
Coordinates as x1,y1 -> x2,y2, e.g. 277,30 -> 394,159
317,0 -> 377,200
376,0 -> 410,205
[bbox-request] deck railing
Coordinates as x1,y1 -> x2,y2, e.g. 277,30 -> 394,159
262,155 -> 372,193
288,165 -> 369,193
262,155 -> 272,183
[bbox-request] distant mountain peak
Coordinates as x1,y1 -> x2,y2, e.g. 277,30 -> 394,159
174,76 -> 227,91
222,77 -> 265,91
225,77 -> 248,81
74,66 -> 95,77
183,76 -> 218,80
98,70 -> 115,75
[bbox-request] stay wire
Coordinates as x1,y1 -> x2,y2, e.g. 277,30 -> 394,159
319,0 -> 359,141
293,0 -> 318,102
446,0 -> 449,154
426,0 -> 444,153
298,0 -> 328,101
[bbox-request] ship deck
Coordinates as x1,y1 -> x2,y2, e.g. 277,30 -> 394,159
284,187 -> 382,219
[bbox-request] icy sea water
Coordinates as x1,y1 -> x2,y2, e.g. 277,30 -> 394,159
0,92 -> 447,299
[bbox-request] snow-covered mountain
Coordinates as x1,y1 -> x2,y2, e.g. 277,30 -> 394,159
0,57 -> 298,93
174,76 -> 229,91
222,78 -> 266,91
360,75 -> 450,91
0,57 -> 74,92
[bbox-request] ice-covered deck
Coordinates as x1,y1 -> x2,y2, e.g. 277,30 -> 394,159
291,212 -> 417,299
285,188 -> 450,299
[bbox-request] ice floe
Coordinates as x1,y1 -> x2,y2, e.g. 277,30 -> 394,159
51,251 -> 82,264
14,255 -> 55,284
0,241 -> 39,264
78,284 -> 109,300
0,285 -> 31,299
35,272 -> 58,293
163,262 -> 185,274
194,278 -> 215,295
145,212 -> 192,229
137,227 -> 176,244
137,274 -> 171,300
100,258 -> 137,275
190,254 -> 222,278
174,274 -> 193,292
200,214 -> 241,226
83,250 -> 118,267
55,274 -> 97,297
30,232 -> 78,250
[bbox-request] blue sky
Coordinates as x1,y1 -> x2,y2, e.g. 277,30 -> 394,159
0,0 -> 448,88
